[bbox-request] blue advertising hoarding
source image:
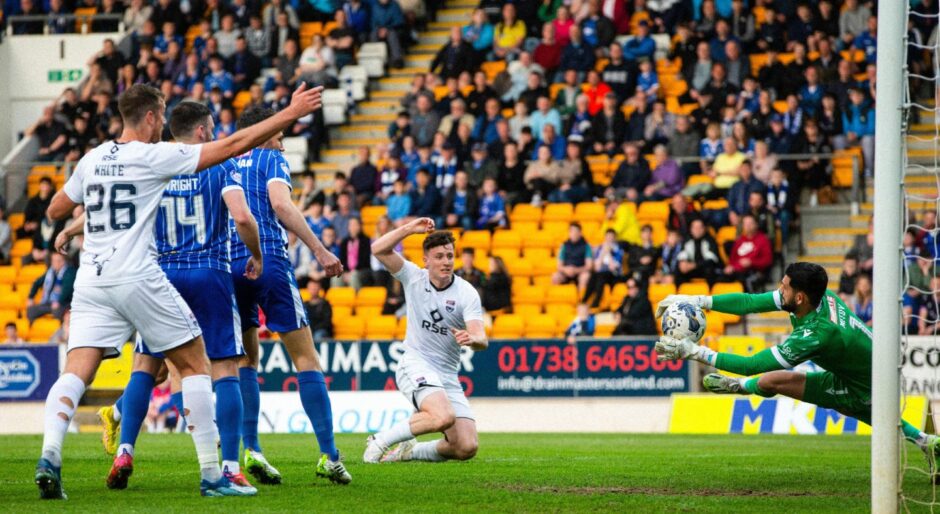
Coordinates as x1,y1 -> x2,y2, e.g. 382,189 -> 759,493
0,345 -> 59,401
257,338 -> 689,397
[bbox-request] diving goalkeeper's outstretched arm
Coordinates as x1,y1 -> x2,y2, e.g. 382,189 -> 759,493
655,291 -> 783,318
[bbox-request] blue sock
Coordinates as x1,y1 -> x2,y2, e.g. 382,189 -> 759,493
170,391 -> 184,426
118,371 -> 156,447
297,370 -> 338,461
239,367 -> 262,453
213,376 -> 243,464
114,393 -> 124,417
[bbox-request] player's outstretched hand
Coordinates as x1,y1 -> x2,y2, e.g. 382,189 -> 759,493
244,255 -> 263,280
287,82 -> 324,118
451,328 -> 472,346
316,248 -> 344,278
54,230 -> 73,255
654,335 -> 696,361
407,217 -> 435,235
655,294 -> 709,318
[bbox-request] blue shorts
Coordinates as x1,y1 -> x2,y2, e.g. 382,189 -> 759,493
137,268 -> 244,360
232,253 -> 308,333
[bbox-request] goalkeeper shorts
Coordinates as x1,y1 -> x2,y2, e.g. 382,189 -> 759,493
802,371 -> 872,423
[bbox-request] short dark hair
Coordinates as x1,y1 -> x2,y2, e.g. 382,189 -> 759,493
784,262 -> 829,308
423,231 -> 456,253
118,84 -> 164,126
237,105 -> 276,130
462,247 -> 475,256
4,322 -> 15,330
569,222 -> 582,230
39,176 -> 53,186
169,101 -> 212,139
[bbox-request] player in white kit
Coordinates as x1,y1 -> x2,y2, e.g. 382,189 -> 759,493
364,218 -> 488,463
35,83 -> 325,499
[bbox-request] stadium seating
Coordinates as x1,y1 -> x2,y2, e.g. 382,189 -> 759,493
491,315 -> 524,339
365,315 -> 397,340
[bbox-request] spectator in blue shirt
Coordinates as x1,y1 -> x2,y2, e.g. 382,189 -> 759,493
853,15 -> 878,63
409,169 -> 442,224
386,179 -> 412,224
305,201 -> 331,239
565,303 -> 596,343
635,59 -> 659,104
154,21 -> 184,59
531,124 -> 566,160
371,0 -> 405,68
528,95 -> 562,141
471,98 -> 503,146
842,87 -> 875,176
624,20 -> 655,61
46,0 -> 71,34
342,0 -> 370,36
475,177 -> 506,230
559,25 -> 595,73
463,8 -> 494,64
203,55 -> 235,99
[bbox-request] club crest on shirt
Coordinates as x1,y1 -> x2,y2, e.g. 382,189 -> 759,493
445,300 -> 455,313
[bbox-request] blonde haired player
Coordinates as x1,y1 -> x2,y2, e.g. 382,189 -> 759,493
365,218 -> 487,463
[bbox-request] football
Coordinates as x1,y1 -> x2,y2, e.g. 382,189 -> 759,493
660,302 -> 707,341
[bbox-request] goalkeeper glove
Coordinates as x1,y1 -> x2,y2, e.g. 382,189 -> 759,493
655,335 -> 717,365
655,294 -> 713,318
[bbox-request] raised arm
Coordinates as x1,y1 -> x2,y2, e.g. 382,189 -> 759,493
655,290 -> 781,318
268,181 -> 341,277
371,217 -> 435,275
196,83 -> 323,171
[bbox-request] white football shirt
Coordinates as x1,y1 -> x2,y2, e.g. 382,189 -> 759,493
63,140 -> 202,287
394,260 -> 484,374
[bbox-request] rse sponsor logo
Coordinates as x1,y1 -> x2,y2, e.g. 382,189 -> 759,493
422,309 -> 448,334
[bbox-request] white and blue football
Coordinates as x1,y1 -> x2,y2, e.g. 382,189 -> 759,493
661,302 -> 707,341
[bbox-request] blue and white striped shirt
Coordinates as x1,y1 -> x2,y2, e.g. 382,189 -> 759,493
156,159 -> 242,273
230,148 -> 291,260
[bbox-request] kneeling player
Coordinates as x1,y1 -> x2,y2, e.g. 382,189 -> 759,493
655,262 -> 940,477
364,219 -> 487,463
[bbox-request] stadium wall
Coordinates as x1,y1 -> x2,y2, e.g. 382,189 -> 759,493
0,45 -> 9,159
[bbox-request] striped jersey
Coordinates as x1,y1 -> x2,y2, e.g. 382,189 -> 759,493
155,159 -> 242,272
230,148 -> 291,260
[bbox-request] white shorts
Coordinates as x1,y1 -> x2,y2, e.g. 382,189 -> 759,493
68,274 -> 202,359
396,353 -> 474,420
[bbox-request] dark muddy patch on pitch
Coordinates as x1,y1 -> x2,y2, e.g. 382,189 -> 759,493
499,485 -> 862,498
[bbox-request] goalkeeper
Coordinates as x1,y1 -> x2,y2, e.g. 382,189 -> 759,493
655,262 -> 938,463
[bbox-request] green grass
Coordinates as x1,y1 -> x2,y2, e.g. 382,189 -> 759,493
0,433 -> 936,512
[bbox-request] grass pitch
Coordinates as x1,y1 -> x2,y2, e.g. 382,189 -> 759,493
0,433 -> 933,512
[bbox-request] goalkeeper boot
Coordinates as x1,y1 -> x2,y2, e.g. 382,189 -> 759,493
106,451 -> 133,490
703,373 -> 747,394
244,449 -> 281,485
363,435 -> 387,464
382,439 -> 416,462
924,435 -> 940,484
200,475 -> 258,497
98,406 -> 120,456
35,458 -> 67,500
316,453 -> 352,484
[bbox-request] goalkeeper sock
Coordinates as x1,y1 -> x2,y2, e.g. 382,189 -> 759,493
740,377 -> 775,398
297,370 -> 339,461
411,440 -> 446,462
239,367 -> 262,453
119,371 -> 155,449
213,377 -> 243,469
902,420 -> 929,448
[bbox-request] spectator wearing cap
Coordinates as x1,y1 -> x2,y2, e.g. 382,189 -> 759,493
204,55 -> 235,98
560,25 -> 595,75
765,114 -> 793,156
442,171 -> 478,230
409,169 -> 442,223
624,19 -> 655,62
350,146 -> 379,208
371,0 -> 405,68
609,143 -> 651,202
432,26 -> 475,80
471,98 -> 503,146
464,142 -> 498,190
843,87 -> 875,176
591,92 -> 626,156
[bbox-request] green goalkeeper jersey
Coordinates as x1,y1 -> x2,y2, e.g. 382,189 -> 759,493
710,289 -> 874,401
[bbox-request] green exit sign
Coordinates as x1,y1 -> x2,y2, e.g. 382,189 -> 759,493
47,69 -> 83,83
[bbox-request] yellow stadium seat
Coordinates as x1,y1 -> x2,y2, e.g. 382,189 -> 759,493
705,312 -> 725,336
532,258 -> 558,278
522,231 -> 557,251
716,226 -> 738,246
678,282 -> 710,296
513,303 -> 542,318
710,282 -> 745,324
11,239 -> 32,259
491,230 -> 523,251
325,287 -> 356,308
525,314 -> 557,338
595,323 -> 615,337
17,264 -> 46,284
361,205 -> 387,224
357,286 -> 387,309
701,198 -> 729,210
300,288 -> 312,302
334,316 -> 365,340
511,204 -> 543,224
546,284 -> 578,305
332,305 -> 353,320
31,164 -> 58,176
402,233 -> 427,250
7,213 -> 24,231
773,100 -> 788,113
492,315 -> 524,338
4,319 -> 28,340
481,60 -> 507,81
491,248 -> 520,262
513,284 -> 547,304
396,316 -> 408,339
608,283 -> 628,310
28,318 -> 60,342
403,247 -> 424,263
686,175 -> 713,187
356,306 -> 383,318
648,283 -> 677,310
365,315 -> 397,340
636,201 -> 670,224
511,221 -> 539,233
459,230 -> 491,253
545,303 -> 575,320
0,309 -> 18,324
522,247 -> 553,261
531,275 -> 554,288
504,256 -> 534,277
717,336 -> 765,356
0,266 -> 15,285
574,202 -> 605,223
542,203 -> 574,223
542,221 -> 570,237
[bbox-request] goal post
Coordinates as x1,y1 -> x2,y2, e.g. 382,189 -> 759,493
871,0 -> 908,511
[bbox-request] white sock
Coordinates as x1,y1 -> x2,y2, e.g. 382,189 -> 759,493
117,443 -> 134,457
41,373 -> 86,468
411,440 -> 446,462
375,419 -> 415,449
112,402 -> 122,422
222,460 -> 240,475
181,375 -> 222,482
